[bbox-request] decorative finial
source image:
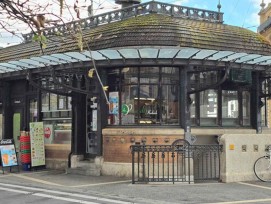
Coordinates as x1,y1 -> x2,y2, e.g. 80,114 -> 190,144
217,0 -> 221,12
261,0 -> 266,10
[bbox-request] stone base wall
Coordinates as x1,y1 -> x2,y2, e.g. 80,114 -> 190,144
102,128 -> 184,163
44,144 -> 71,170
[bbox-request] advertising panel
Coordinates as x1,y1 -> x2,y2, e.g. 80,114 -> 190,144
29,122 -> 45,167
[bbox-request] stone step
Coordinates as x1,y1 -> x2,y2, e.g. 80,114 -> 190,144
76,160 -> 97,168
66,167 -> 101,176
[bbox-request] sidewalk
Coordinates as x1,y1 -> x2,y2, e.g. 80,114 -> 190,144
1,169 -> 271,204
0,169 -> 131,188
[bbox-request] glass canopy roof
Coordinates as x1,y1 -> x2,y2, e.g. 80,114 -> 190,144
1,47 -> 271,74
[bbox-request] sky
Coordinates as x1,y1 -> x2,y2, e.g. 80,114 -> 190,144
0,0 -> 269,48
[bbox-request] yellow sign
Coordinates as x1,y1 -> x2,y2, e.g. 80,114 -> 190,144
229,144 -> 235,150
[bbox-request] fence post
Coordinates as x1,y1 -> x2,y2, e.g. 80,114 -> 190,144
142,141 -> 146,182
132,146 -> 135,184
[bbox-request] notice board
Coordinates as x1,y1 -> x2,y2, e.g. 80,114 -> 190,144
29,122 -> 45,167
0,139 -> 18,167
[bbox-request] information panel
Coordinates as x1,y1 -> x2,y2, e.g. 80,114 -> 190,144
29,122 -> 45,167
0,139 -> 18,167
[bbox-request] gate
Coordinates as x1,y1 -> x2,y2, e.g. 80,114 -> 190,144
131,139 -> 222,184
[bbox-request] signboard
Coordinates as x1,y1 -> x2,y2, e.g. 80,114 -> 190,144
0,139 -> 18,167
29,122 -> 45,167
230,70 -> 252,84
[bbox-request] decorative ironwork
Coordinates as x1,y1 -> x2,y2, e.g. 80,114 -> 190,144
27,67 -> 92,95
131,140 -> 222,184
22,1 -> 224,42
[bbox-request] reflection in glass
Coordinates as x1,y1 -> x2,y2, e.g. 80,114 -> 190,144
190,94 -> 196,125
222,90 -> 238,126
242,91 -> 250,126
200,90 -> 217,126
161,85 -> 179,124
30,99 -> 38,122
108,67 -> 179,125
137,85 -> 159,124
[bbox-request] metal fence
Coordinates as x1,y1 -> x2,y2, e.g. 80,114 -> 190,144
131,141 -> 222,184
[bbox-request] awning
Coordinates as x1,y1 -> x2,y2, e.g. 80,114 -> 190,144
1,47 -> 271,74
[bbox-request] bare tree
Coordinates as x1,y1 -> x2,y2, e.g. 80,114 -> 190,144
0,0 -> 116,102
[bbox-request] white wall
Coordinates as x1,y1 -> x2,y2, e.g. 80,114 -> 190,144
220,134 -> 271,182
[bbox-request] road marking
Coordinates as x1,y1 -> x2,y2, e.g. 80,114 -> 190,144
13,174 -> 62,186
0,182 -> 133,204
238,182 -> 271,190
204,198 -> 271,204
34,193 -> 101,204
0,186 -> 29,194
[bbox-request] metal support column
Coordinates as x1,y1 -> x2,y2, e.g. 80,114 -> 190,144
180,67 -> 191,143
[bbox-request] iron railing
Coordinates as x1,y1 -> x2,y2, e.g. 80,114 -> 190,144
22,1 -> 223,42
131,142 -> 222,184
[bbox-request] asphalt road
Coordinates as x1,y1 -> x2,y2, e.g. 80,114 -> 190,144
0,170 -> 271,203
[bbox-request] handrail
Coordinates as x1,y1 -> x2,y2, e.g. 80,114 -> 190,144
22,1 -> 223,42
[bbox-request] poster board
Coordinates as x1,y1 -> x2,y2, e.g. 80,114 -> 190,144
29,122 -> 45,167
0,139 -> 18,167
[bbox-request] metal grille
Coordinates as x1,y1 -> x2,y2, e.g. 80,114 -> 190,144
131,141 -> 222,184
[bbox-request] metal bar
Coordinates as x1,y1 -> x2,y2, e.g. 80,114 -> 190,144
188,145 -> 190,184
148,151 -> 150,181
167,152 -> 169,181
176,150 -> 181,178
152,152 -> 155,181
172,151 -> 175,184
132,147 -> 135,184
162,152 -> 165,181
158,151 -> 159,181
142,143 -> 146,182
137,150 -> 139,182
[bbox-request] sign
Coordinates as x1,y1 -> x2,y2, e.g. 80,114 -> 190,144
230,70 -> 252,84
0,139 -> 18,167
29,122 -> 45,167
44,124 -> 54,144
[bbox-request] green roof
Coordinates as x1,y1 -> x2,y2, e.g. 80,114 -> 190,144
1,13 -> 271,63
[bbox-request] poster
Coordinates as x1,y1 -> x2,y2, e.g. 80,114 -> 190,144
109,92 -> 119,115
0,139 -> 18,167
29,122 -> 45,167
44,124 -> 54,144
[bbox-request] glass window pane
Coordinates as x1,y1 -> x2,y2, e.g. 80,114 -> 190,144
121,85 -> 136,125
161,85 -> 179,124
30,99 -> 38,122
200,90 -> 218,126
58,95 -> 67,110
161,67 -> 179,84
140,67 -> 159,84
121,67 -> 138,84
261,99 -> 267,127
42,93 -> 49,112
190,94 -> 196,126
222,90 -> 239,126
242,91 -> 250,126
50,94 -> 58,111
108,91 -> 120,125
137,85 -> 159,124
